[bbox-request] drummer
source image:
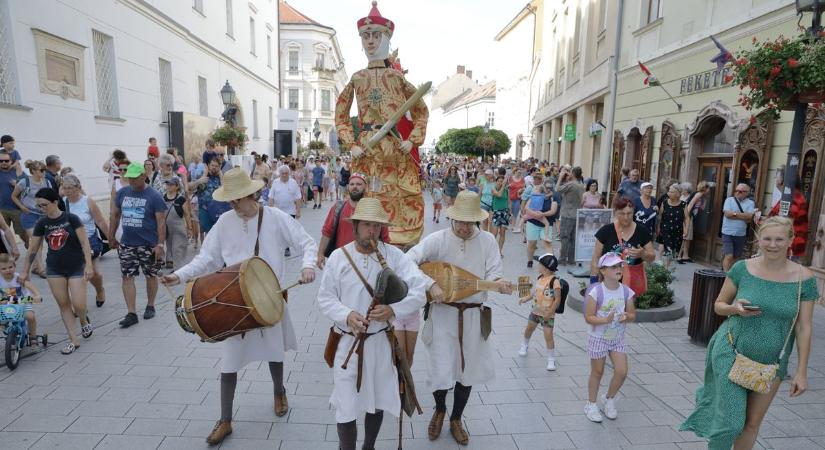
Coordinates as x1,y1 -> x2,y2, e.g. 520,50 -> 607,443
316,198 -> 428,450
161,168 -> 317,446
407,190 -> 512,446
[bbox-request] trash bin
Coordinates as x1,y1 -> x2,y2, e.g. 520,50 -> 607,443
688,269 -> 728,345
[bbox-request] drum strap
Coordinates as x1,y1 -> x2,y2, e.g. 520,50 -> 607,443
254,208 -> 264,256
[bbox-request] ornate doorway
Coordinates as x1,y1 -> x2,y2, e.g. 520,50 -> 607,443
658,121 -> 681,195
693,159 -> 734,264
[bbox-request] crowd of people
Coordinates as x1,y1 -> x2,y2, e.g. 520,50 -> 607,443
0,131 -> 819,449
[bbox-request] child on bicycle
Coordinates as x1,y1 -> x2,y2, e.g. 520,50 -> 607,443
0,253 -> 41,345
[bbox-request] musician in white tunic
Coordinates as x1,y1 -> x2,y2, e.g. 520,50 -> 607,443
161,168 -> 317,445
317,198 -> 427,450
407,190 -> 511,446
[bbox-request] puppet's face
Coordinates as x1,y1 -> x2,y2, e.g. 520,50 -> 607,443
360,30 -> 383,56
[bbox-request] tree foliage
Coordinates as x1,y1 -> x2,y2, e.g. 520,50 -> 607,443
436,126 -> 511,157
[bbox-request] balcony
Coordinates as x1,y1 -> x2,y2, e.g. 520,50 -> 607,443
312,65 -> 337,80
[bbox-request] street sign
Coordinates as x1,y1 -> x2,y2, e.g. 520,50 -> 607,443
564,124 -> 576,141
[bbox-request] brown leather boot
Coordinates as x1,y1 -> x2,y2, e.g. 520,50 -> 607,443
449,418 -> 469,446
206,420 -> 232,445
274,390 -> 289,417
428,409 -> 446,440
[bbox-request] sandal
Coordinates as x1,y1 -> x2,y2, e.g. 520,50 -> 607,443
81,323 -> 94,339
29,335 -> 39,348
96,297 -> 106,308
61,343 -> 78,355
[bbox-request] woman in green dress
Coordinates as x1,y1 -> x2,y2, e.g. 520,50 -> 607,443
680,216 -> 819,449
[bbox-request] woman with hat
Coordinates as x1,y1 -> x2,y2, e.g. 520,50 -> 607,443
161,168 -> 318,445
407,190 -> 512,446
317,197 -> 428,450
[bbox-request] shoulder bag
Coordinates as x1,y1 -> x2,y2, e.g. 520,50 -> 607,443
727,267 -> 802,394
614,223 -> 648,295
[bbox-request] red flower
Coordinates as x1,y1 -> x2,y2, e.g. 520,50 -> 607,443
770,66 -> 781,77
736,57 -> 748,66
724,74 -> 734,84
767,91 -> 777,99
788,58 -> 799,69
749,116 -> 756,125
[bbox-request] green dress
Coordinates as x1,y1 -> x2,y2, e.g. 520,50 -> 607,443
680,260 -> 819,449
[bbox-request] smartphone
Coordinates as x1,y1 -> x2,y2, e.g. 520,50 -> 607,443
742,305 -> 761,311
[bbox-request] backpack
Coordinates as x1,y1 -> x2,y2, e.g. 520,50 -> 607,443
592,283 -> 633,311
548,276 -> 569,314
22,176 -> 53,199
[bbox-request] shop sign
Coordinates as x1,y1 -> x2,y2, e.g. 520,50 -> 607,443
564,124 -> 576,141
679,67 -> 731,95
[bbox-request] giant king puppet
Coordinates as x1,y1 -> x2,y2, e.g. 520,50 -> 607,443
335,1 -> 429,247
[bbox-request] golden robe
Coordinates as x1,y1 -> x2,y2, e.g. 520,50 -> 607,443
335,60 -> 428,246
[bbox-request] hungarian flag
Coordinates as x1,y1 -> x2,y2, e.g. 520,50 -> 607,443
638,61 -> 660,86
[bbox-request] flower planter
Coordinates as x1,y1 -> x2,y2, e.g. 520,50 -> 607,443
781,90 -> 825,110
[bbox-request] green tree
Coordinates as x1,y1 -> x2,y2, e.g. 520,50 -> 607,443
436,126 -> 511,157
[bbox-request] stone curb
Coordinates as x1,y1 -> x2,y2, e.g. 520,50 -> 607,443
566,290 -> 686,322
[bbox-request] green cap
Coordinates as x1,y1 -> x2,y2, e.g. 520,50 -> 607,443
123,162 -> 146,179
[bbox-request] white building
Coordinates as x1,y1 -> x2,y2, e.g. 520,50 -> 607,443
424,66 -> 495,156
494,4 -> 536,160
278,0 -> 347,153
0,0 -> 280,198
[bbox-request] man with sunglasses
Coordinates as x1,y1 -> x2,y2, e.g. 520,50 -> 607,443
0,151 -> 26,248
721,183 -> 756,271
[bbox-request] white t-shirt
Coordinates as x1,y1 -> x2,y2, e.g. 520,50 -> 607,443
586,283 -> 634,340
269,178 -> 302,216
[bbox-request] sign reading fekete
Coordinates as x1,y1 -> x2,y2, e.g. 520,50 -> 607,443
574,208 -> 614,262
564,124 -> 576,141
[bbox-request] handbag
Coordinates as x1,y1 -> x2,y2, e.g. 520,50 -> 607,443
727,268 -> 802,394
614,223 -> 648,295
323,326 -> 342,368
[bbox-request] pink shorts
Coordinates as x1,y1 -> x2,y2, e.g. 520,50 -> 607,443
392,312 -> 421,331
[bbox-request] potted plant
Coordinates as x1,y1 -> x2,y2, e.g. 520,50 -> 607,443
210,126 -> 248,148
634,264 -> 675,310
730,33 -> 825,120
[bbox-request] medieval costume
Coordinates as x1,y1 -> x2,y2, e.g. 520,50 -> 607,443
407,191 -> 504,445
335,1 -> 428,247
171,169 -> 317,445
316,198 -> 427,450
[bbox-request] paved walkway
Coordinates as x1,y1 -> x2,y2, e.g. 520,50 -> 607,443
2,199 -> 825,450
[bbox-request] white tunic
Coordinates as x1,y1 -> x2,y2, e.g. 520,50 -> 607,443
407,228 -> 502,391
317,241 -> 427,423
174,206 -> 317,373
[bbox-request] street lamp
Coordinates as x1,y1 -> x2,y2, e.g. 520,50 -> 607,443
312,119 -> 321,157
780,1 -> 825,215
220,80 -> 238,127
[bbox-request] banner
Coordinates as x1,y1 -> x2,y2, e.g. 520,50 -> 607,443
575,209 -> 613,262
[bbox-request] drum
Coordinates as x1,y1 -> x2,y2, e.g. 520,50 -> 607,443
175,257 -> 285,342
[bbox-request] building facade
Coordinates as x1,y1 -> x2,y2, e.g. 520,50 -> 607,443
0,0 -> 280,198
611,0 -> 825,287
278,0 -> 347,154
530,0 -> 615,181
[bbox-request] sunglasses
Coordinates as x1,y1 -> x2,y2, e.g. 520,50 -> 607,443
0,160 -> 10,163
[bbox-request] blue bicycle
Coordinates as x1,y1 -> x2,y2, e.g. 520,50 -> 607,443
1,296 -> 46,370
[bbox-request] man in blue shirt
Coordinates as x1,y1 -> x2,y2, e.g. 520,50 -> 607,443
311,159 -> 325,209
110,162 -> 167,328
0,150 -> 25,247
44,155 -> 61,189
721,183 -> 756,271
617,169 -> 642,202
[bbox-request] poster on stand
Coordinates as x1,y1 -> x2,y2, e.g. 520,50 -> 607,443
575,209 -> 613,262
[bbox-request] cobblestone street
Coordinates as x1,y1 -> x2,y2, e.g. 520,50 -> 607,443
2,201 -> 824,450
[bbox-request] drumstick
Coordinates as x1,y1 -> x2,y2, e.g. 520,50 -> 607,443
275,280 -> 303,294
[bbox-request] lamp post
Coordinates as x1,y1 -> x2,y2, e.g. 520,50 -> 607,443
220,80 -> 240,155
483,121 -> 490,163
780,1 -> 824,215
312,119 -> 321,158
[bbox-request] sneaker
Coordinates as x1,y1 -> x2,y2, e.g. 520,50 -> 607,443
584,402 -> 603,423
546,358 -> 556,371
143,306 -> 156,320
518,342 -> 529,356
599,394 -> 617,419
119,313 -> 139,328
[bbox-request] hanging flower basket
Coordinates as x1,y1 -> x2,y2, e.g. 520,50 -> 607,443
730,33 -> 825,119
210,126 -> 248,148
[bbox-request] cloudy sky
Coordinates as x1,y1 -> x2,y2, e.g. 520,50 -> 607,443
283,0 -> 526,86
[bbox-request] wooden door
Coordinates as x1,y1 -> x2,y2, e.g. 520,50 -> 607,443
692,159 -> 734,265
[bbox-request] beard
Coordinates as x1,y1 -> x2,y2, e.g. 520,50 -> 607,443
349,190 -> 364,202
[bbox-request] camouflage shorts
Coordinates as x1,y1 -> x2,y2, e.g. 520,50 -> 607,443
118,245 -> 162,278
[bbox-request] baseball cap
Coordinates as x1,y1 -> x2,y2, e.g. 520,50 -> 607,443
163,177 -> 181,186
538,253 -> 558,271
641,182 -> 653,189
123,162 -> 146,178
598,253 -> 624,268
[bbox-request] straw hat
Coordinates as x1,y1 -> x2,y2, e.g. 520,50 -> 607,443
347,198 -> 391,225
445,191 -> 488,222
211,167 -> 265,202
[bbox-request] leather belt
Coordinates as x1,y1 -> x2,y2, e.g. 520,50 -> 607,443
443,303 -> 482,371
338,326 -> 389,391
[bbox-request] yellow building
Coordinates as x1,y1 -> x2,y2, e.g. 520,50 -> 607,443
612,1 -> 825,279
